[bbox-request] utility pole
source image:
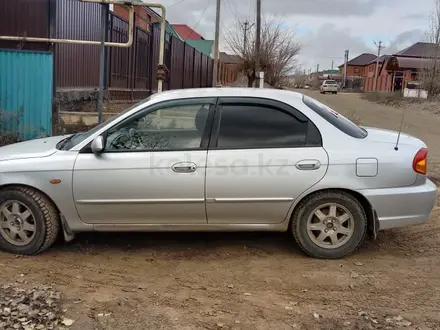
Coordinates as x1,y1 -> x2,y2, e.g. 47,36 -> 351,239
256,0 -> 262,88
212,0 -> 221,87
373,41 -> 384,91
243,21 -> 254,55
97,3 -> 109,124
343,49 -> 349,89
316,64 -> 319,73
331,60 -> 334,79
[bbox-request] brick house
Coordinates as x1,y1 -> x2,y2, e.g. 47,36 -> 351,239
111,4 -> 160,32
363,55 -> 391,92
338,53 -> 377,77
384,42 -> 439,92
363,42 -> 439,92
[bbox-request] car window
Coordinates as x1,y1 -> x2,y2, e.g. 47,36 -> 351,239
324,80 -> 337,84
216,104 -> 309,149
105,102 -> 211,151
57,96 -> 153,151
303,95 -> 367,139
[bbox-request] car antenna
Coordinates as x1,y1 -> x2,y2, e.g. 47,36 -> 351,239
394,106 -> 408,151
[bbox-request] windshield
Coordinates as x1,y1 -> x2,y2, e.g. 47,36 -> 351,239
302,95 -> 367,139
57,96 -> 152,150
324,80 -> 337,84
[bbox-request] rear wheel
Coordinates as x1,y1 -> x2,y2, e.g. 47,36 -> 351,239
0,187 -> 60,255
291,191 -> 367,259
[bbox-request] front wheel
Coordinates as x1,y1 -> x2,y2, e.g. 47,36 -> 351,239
0,187 -> 60,255
291,191 -> 367,259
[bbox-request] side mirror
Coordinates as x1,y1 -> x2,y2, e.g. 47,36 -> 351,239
91,136 -> 104,154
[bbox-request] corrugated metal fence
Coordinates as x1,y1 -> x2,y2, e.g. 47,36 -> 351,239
0,0 -> 52,52
55,1 -> 214,101
0,50 -> 53,139
0,0 -> 223,105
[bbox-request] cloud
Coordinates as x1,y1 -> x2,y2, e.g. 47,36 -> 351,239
298,23 -> 374,70
402,12 -> 429,20
155,0 -> 433,71
386,29 -> 426,54
261,0 -> 398,17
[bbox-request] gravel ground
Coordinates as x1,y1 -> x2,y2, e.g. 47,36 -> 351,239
1,90 -> 440,330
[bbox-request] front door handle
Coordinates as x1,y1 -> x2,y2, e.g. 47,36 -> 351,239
296,160 -> 321,170
171,162 -> 197,173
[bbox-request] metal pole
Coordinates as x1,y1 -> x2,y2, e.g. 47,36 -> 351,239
98,4 -> 108,124
373,41 -> 383,91
212,0 -> 221,87
343,49 -> 349,88
331,60 -> 333,79
157,5 -> 167,92
256,0 -> 262,88
243,21 -> 248,54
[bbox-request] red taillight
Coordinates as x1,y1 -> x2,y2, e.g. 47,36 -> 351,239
413,147 -> 428,174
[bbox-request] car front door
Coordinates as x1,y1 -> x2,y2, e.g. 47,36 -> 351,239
205,97 -> 329,224
72,98 -> 216,225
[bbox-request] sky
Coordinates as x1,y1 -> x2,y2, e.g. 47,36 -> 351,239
156,0 -> 434,72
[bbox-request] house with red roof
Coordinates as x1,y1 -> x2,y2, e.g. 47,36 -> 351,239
172,24 -> 205,40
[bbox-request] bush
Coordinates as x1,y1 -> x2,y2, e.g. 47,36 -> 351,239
0,106 -> 23,147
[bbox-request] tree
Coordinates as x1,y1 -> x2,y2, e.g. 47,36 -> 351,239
421,0 -> 440,97
225,18 -> 300,87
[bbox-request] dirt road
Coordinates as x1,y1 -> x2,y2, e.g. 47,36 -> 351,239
1,91 -> 440,330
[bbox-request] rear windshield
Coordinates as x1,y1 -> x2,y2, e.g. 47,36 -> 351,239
324,80 -> 337,84
302,95 -> 367,139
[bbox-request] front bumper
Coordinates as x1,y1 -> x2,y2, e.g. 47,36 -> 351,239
357,179 -> 438,230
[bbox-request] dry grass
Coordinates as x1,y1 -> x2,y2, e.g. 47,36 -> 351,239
362,91 -> 440,114
346,110 -> 362,125
361,91 -> 407,107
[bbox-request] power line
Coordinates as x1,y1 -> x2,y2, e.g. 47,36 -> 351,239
187,0 -> 213,39
225,0 -> 239,21
168,0 -> 186,9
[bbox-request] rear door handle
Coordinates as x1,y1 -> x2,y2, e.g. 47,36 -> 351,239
296,160 -> 321,170
171,162 -> 197,173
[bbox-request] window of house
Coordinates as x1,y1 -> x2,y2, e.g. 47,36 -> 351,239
354,68 -> 360,73
216,104 -> 310,149
105,101 -> 211,151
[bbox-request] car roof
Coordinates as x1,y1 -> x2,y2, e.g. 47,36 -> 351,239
150,88 -> 304,103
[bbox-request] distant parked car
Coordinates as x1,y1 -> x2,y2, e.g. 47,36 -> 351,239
0,88 -> 437,259
320,80 -> 339,94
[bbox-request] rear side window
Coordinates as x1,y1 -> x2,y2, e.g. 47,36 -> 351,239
303,95 -> 367,139
216,104 -> 319,149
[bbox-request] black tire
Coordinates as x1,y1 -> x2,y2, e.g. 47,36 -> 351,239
0,187 -> 60,255
291,191 -> 367,259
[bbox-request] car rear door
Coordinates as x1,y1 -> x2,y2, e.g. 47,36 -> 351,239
205,97 -> 329,224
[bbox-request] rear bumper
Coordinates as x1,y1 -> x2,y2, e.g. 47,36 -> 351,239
357,179 -> 438,230
321,87 -> 338,92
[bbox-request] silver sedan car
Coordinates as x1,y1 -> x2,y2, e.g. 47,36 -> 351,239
0,88 -> 437,259
320,80 -> 339,94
